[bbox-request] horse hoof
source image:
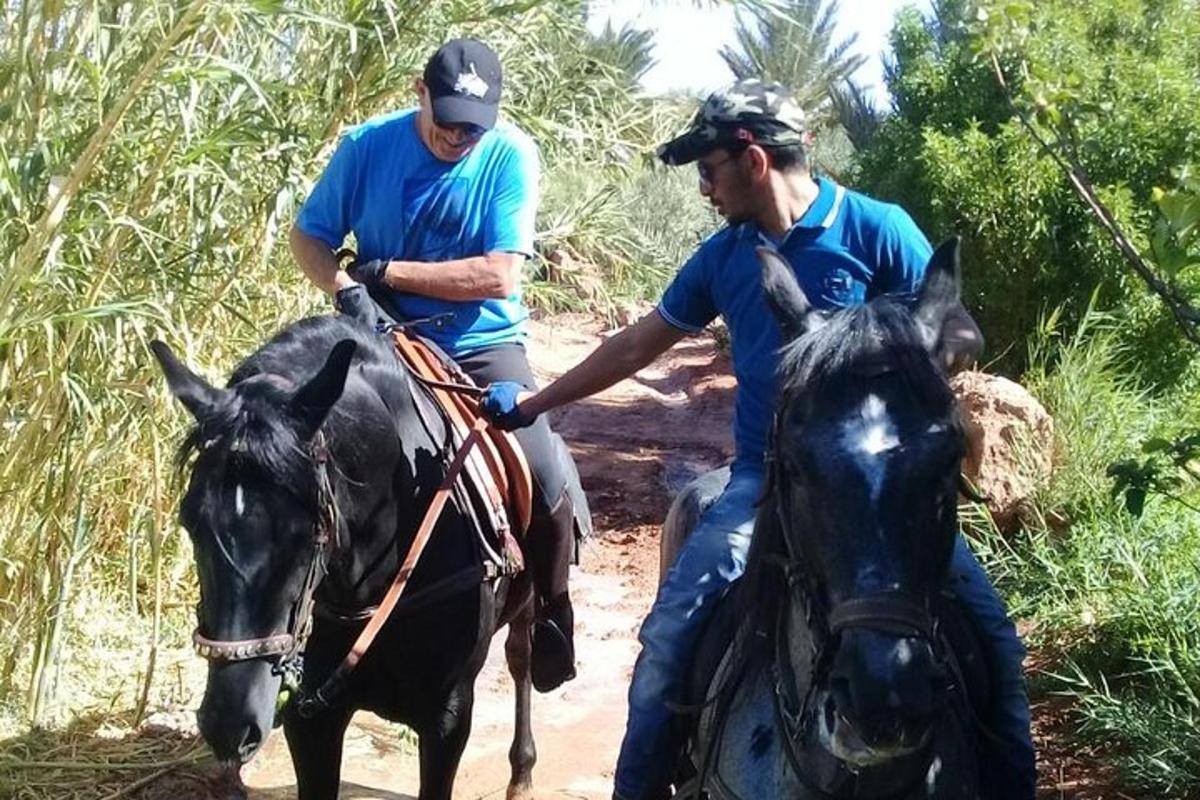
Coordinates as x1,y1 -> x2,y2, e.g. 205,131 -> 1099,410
505,781 -> 534,800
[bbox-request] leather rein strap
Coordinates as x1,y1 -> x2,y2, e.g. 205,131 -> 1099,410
296,416 -> 490,717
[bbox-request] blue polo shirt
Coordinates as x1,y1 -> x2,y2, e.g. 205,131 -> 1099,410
658,178 -> 932,476
296,108 -> 540,356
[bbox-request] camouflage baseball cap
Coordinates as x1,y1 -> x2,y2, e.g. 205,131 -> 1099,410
657,78 -> 807,166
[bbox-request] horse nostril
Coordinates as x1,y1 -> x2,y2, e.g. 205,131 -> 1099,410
237,724 -> 263,763
830,677 -> 853,712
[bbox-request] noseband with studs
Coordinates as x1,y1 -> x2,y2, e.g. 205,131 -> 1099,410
191,431 -> 339,683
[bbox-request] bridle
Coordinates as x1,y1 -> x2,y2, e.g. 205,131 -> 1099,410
764,381 -> 942,652
761,377 -> 953,797
188,365 -> 505,718
191,431 -> 339,689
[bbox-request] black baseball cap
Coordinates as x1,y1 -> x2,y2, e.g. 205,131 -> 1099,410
422,38 -> 503,130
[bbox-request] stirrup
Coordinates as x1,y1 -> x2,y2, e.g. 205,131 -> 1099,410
531,617 -> 576,692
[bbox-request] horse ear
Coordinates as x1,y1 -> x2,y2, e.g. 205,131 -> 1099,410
150,340 -> 224,420
757,247 -> 817,340
914,238 -> 963,351
290,339 -> 356,439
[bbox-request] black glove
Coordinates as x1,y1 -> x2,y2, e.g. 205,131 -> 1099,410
346,258 -> 388,287
335,284 -> 391,331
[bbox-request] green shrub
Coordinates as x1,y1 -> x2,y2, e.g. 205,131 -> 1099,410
856,0 -> 1200,385
531,159 -> 718,313
971,310 -> 1200,793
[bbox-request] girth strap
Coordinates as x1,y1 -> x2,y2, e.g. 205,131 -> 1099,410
314,563 -> 496,624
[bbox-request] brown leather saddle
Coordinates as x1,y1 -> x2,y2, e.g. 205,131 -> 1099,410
390,328 -> 533,574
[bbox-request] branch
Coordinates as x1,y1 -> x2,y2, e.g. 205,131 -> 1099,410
988,53 -> 1200,347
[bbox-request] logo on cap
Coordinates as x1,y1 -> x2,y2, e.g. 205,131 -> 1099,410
453,64 -> 489,99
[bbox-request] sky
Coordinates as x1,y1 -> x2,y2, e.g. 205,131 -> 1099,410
586,0 -> 934,105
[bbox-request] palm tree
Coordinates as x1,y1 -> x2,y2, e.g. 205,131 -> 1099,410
719,0 -> 866,120
829,78 -> 885,151
587,21 -> 657,87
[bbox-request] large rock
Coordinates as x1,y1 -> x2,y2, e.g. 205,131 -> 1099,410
951,371 -> 1054,534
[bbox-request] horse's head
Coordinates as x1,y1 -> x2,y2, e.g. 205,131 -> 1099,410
151,338 -> 356,764
758,240 -> 967,767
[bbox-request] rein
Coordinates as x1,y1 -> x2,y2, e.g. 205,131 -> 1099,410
191,401 -> 496,718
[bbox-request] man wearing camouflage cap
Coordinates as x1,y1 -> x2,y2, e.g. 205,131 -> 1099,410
480,78 -> 1034,799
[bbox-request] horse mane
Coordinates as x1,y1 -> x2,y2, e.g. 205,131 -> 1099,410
776,295 -> 943,410
734,295 -> 954,659
175,315 -> 399,506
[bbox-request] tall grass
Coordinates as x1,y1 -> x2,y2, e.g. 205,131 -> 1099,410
531,161 -> 719,312
0,0 -> 719,728
970,310 -> 1200,794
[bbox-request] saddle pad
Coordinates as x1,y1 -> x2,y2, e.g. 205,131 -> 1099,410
390,330 -> 534,550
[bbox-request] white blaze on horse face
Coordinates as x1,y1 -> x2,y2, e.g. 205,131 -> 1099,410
893,639 -> 914,667
839,394 -> 901,508
925,754 -> 943,796
850,394 -> 900,456
235,484 -> 245,517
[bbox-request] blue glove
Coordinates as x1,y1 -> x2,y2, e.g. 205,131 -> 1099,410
481,381 -> 536,431
347,258 -> 388,286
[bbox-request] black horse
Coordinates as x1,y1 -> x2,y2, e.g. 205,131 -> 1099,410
152,316 -> 537,800
665,240 -> 983,798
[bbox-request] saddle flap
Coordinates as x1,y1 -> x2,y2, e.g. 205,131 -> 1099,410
390,330 -> 534,558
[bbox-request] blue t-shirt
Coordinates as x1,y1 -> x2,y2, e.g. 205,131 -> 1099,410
296,108 -> 540,356
658,178 -> 932,476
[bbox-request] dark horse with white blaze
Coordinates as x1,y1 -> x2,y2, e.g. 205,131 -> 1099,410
152,317 -> 537,800
663,240 -> 983,798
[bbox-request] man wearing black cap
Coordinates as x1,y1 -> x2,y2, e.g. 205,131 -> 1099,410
480,78 -> 1034,799
289,37 -> 581,694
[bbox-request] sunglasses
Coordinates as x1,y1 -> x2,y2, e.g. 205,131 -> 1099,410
696,150 -> 743,187
434,118 -> 487,141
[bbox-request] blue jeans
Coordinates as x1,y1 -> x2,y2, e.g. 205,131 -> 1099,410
947,535 -> 1037,799
613,473 -> 1035,800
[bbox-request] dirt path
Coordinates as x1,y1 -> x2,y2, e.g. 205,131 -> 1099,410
229,313 -> 1107,799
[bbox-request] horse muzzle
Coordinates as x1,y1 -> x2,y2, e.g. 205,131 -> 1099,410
819,628 -> 945,763
816,687 -> 933,768
197,659 -> 281,764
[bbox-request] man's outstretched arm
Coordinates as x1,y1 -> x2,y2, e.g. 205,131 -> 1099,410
486,310 -> 688,428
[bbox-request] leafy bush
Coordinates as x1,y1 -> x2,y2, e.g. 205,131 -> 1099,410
970,310 -> 1200,794
855,0 -> 1200,383
532,159 -> 718,313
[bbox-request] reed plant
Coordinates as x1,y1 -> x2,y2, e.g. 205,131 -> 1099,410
0,0 -> 733,728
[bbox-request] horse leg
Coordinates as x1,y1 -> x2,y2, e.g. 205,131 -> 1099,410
283,701 -> 354,800
415,682 -> 475,800
505,595 -> 537,800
